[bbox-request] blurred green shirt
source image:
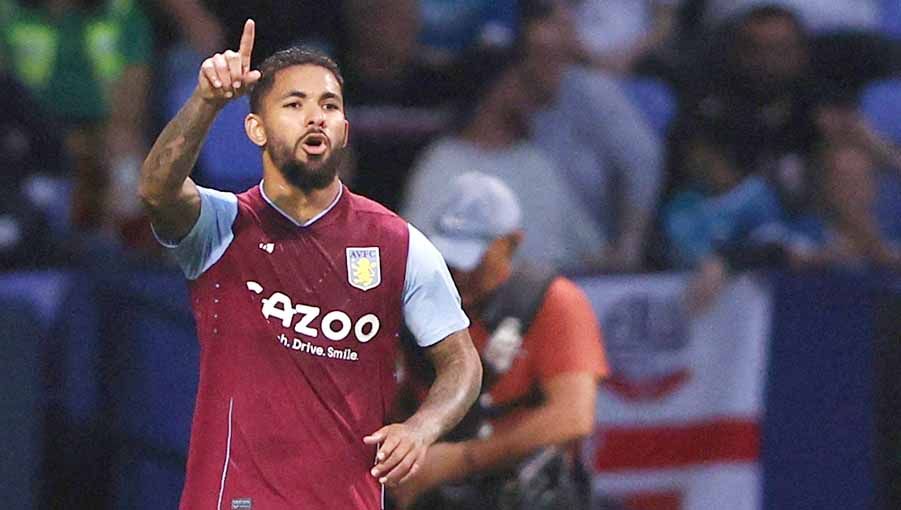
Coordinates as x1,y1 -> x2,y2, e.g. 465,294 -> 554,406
0,0 -> 152,123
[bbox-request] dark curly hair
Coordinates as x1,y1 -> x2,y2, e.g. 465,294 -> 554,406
249,47 -> 344,114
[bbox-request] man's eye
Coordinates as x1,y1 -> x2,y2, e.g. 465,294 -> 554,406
285,102 -> 301,108
324,103 -> 340,110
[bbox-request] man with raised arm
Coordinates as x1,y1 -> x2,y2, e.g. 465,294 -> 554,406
138,20 -> 482,510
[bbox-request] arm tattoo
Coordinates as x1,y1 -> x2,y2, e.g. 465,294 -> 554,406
406,331 -> 482,443
141,93 -> 221,200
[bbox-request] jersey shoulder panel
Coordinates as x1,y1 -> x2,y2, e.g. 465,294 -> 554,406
345,190 -> 409,239
346,189 -> 402,218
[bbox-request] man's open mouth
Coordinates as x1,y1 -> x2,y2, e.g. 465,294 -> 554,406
301,133 -> 329,155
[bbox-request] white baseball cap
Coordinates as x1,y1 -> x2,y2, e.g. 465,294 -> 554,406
428,172 -> 522,271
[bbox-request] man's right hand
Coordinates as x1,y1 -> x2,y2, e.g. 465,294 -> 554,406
197,19 -> 261,104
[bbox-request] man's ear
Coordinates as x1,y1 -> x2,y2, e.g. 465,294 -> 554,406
341,119 -> 350,148
245,113 -> 267,147
504,230 -> 524,257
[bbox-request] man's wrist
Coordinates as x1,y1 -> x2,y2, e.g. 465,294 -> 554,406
192,86 -> 228,110
404,415 -> 441,446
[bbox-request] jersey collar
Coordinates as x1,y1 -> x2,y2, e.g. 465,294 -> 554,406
258,180 -> 344,227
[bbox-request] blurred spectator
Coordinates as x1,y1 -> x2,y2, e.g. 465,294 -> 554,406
527,0 -> 666,272
673,5 -> 817,179
668,5 -> 901,308
698,1 -> 900,99
394,173 -> 606,509
573,0 -> 682,77
677,142 -> 901,311
339,0 -> 457,209
703,0 -> 880,33
402,46 -> 605,273
538,70 -> 665,273
0,0 -> 152,239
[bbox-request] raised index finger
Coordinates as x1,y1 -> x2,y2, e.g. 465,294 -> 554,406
238,19 -> 255,72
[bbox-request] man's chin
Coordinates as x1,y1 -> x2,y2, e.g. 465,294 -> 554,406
279,160 -> 339,192
300,157 -> 327,170
296,158 -> 333,179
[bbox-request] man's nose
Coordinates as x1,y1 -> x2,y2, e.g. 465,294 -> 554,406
305,106 -> 326,127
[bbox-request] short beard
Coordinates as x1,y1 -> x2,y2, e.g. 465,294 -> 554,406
269,139 -> 345,193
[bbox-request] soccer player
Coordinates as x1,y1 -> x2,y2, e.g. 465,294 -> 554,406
138,20 -> 482,510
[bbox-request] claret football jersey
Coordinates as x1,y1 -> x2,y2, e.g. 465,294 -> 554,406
156,182 -> 469,510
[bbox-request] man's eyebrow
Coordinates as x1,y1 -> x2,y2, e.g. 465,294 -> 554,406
279,90 -> 343,103
281,90 -> 307,100
320,91 -> 343,103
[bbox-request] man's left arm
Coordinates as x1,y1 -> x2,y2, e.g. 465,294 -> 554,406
364,225 -> 482,486
566,69 -> 663,271
366,329 -> 482,485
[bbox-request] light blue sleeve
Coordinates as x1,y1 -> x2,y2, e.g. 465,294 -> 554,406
402,224 -> 471,347
153,186 -> 238,280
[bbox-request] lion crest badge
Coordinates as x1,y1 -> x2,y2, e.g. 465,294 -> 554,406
346,247 -> 381,291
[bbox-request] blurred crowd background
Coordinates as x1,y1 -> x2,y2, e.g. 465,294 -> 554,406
0,0 -> 899,508
2,0 -> 901,279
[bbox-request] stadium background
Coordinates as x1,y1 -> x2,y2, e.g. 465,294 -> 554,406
0,0 -> 899,508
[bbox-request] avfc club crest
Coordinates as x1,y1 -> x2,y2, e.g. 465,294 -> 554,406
346,247 -> 381,291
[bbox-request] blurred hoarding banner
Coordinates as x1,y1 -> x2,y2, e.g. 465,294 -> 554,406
578,273 -> 770,510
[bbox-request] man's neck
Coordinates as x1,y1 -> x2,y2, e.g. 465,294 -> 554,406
462,264 -> 513,315
261,171 -> 342,225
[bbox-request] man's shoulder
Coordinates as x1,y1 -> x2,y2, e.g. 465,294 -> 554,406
346,189 -> 411,236
537,277 -> 594,317
545,276 -> 588,299
518,273 -> 606,380
346,189 -> 404,224
233,184 -> 262,206
346,188 -> 397,217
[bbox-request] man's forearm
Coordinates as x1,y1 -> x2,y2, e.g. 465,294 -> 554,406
461,400 -> 591,475
407,331 -> 482,445
138,90 -> 221,205
459,371 -> 597,476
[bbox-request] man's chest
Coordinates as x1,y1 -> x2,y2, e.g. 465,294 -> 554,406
195,223 -> 406,356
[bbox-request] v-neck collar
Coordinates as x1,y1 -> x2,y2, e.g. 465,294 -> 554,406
258,180 -> 344,228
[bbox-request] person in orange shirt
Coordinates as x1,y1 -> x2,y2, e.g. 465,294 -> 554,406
393,172 -> 609,510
